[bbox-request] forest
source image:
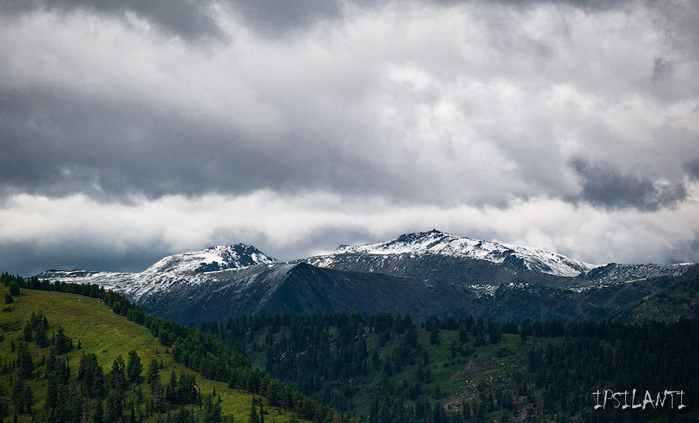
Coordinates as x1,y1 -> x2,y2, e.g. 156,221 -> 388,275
2,272 -> 698,422
199,311 -> 698,422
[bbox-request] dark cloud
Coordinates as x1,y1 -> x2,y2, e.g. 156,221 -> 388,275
223,0 -> 345,36
570,159 -> 688,211
0,86 -> 413,202
652,57 -> 674,83
428,0 -> 634,11
684,158 -> 699,181
0,240 -> 166,276
0,0 -> 221,41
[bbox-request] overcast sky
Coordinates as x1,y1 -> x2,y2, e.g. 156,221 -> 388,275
1,0 -> 698,276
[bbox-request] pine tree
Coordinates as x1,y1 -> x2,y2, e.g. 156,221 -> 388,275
147,359 -> 160,386
110,357 -> 127,393
127,350 -> 143,384
248,404 -> 259,423
23,323 -> 33,342
153,381 -> 165,413
12,377 -> 24,414
93,400 -> 104,423
16,343 -> 33,379
130,402 -> 137,423
166,371 -> 178,404
45,376 -> 58,410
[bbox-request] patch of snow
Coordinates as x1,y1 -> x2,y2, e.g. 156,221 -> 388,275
319,230 -> 595,277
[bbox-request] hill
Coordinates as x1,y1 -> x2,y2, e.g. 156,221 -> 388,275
0,276 -> 343,423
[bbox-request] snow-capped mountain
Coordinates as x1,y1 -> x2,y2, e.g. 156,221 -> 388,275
37,243 -> 277,301
305,229 -> 595,278
35,232 -> 696,325
144,244 -> 277,273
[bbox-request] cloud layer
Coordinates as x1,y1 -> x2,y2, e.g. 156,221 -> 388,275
1,0 -> 698,275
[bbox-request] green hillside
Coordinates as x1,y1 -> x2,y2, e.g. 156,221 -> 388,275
0,280 -> 342,423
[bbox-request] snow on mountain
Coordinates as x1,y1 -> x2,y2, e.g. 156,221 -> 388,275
37,244 -> 278,300
310,229 -> 596,277
144,244 -> 277,274
579,262 -> 694,282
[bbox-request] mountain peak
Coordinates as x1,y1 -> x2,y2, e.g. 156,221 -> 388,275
144,243 -> 277,274
331,230 -> 593,277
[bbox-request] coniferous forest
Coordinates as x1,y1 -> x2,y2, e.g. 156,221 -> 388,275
2,272 -> 698,422
199,312 -> 699,422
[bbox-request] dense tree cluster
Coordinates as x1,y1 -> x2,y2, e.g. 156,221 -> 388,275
200,311 -> 698,423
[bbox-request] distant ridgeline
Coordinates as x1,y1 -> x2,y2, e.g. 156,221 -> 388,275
0,272 -> 348,423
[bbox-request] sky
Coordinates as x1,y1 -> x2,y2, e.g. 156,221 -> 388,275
1,0 -> 698,276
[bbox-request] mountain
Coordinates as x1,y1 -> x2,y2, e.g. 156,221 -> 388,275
144,244 -> 277,273
35,231 -> 696,325
578,261 -> 693,281
615,264 -> 699,323
305,229 -> 594,277
39,243 -> 277,300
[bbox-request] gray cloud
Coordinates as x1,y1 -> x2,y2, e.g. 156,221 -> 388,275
1,0 -> 698,276
0,0 -> 221,41
652,57 -> 674,83
684,158 -> 699,181
223,0 -> 346,36
0,240 -> 164,277
570,159 -> 688,211
0,85 -> 412,202
1,0 -> 689,43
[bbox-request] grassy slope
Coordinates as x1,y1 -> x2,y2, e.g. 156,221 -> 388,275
0,286 -> 308,423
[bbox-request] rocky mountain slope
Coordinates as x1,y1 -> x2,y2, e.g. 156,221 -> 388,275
304,229 -> 594,277
36,231 -> 697,324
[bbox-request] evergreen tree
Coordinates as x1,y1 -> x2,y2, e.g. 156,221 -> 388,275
55,326 -> 72,354
16,343 -> 33,379
23,323 -> 33,342
12,377 -> 24,414
34,318 -> 49,348
166,371 -> 179,404
45,376 -> 58,410
110,356 -> 127,393
130,402 -> 137,423
127,350 -> 143,384
93,400 -> 104,423
248,404 -> 259,423
152,381 -> 165,413
147,359 -> 160,386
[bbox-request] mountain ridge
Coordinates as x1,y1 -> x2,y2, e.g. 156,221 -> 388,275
322,229 -> 595,277
34,230 -> 697,324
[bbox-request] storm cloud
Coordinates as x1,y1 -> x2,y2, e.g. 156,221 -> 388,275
1,0 -> 698,275
571,159 -> 688,211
